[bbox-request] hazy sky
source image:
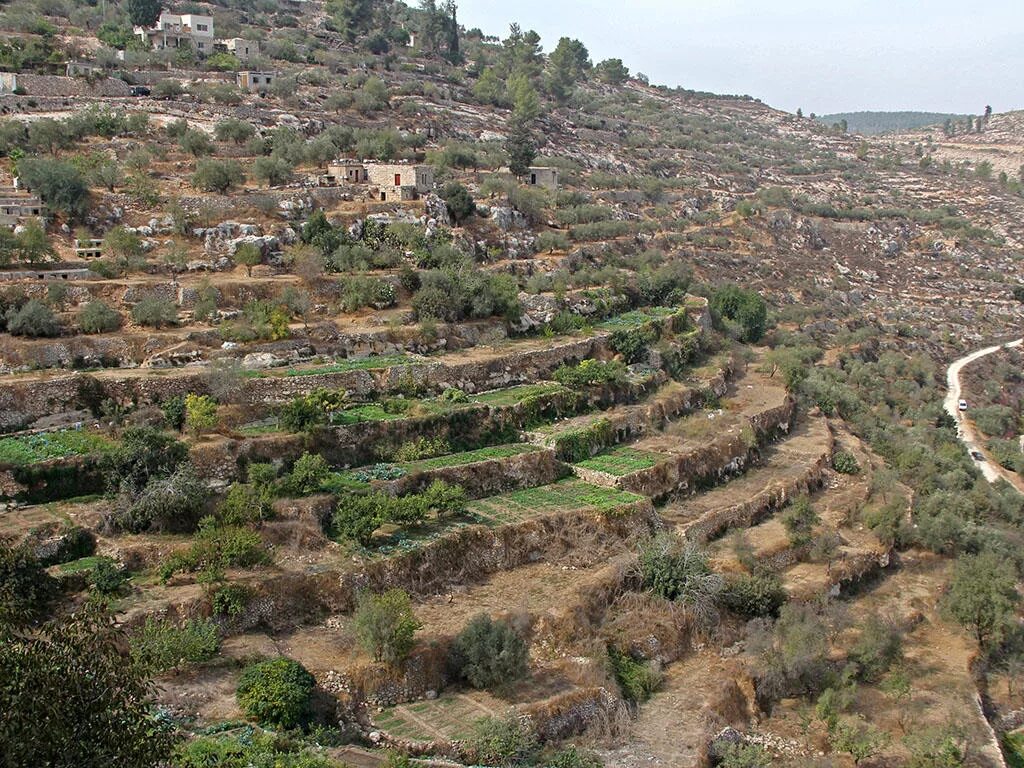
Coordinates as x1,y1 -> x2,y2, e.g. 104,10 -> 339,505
456,0 -> 1023,115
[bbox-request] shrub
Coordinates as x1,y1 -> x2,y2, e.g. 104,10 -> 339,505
176,733 -> 336,767
553,359 -> 628,390
210,582 -> 252,618
607,645 -> 661,703
721,572 -> 787,619
780,496 -> 820,548
466,713 -> 540,768
233,242 -> 263,277
711,284 -> 768,343
6,299 -> 60,337
158,517 -> 269,581
131,295 -> 177,328
544,746 -> 604,768
450,614 -> 529,689
832,451 -> 861,475
609,324 -> 660,364
442,181 -> 476,224
280,452 -> 330,496
91,557 -> 127,595
185,393 -> 218,435
849,614 -> 902,682
78,300 -> 121,333
107,465 -> 208,534
99,427 -> 187,494
0,538 -> 58,621
353,589 -> 421,666
192,159 -> 245,193
639,533 -> 723,624
214,118 -> 256,144
179,129 -> 215,157
536,231 -> 570,253
18,157 -> 90,220
236,657 -> 315,729
218,483 -> 273,526
392,435 -> 451,462
130,617 -> 220,673
252,156 -> 294,187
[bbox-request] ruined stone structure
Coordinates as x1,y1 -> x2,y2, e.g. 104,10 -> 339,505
320,161 -> 368,187
236,71 -> 277,93
528,166 -> 560,190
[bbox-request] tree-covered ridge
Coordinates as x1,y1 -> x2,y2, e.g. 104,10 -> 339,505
815,111 -> 968,135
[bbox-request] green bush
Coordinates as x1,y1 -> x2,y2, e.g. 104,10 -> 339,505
214,118 -> 256,144
236,657 -> 316,729
218,482 -> 274,526
639,533 -> 723,622
78,300 -> 122,334
711,284 -> 768,343
466,713 -> 540,768
780,496 -> 820,548
544,746 -> 604,768
131,295 -> 177,328
607,646 -> 660,702
6,299 -> 60,337
553,359 -> 628,390
158,517 -> 269,581
176,733 -> 336,768
192,159 -> 245,193
354,589 -> 421,666
18,157 -> 90,220
106,465 -> 208,534
721,572 -> 787,618
179,129 -> 215,157
90,557 -> 127,595
392,436 -> 451,462
450,614 -> 529,689
442,181 -> 475,224
280,452 -> 330,496
130,617 -> 220,673
98,427 -> 187,495
211,582 -> 253,618
832,451 -> 861,475
332,481 -> 467,545
0,538 -> 58,621
849,614 -> 903,682
609,324 -> 660,364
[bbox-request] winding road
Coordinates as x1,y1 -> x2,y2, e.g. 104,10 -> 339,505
943,339 -> 1024,490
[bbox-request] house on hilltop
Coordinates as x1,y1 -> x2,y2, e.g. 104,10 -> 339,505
365,163 -> 434,201
136,12 -> 215,55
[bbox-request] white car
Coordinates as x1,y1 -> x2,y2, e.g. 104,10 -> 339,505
958,399 -> 968,412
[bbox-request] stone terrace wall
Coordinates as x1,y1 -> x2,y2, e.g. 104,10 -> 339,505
0,335 -> 607,430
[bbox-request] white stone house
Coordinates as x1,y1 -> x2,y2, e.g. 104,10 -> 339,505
137,13 -> 215,55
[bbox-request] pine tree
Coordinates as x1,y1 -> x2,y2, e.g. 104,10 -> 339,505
127,0 -> 162,28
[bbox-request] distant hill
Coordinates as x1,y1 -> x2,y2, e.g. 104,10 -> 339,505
815,111 -> 969,136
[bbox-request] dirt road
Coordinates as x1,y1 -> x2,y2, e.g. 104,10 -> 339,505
944,339 -> 1024,490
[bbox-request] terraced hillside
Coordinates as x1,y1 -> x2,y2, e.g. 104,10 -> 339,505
1,1 -> 1023,767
